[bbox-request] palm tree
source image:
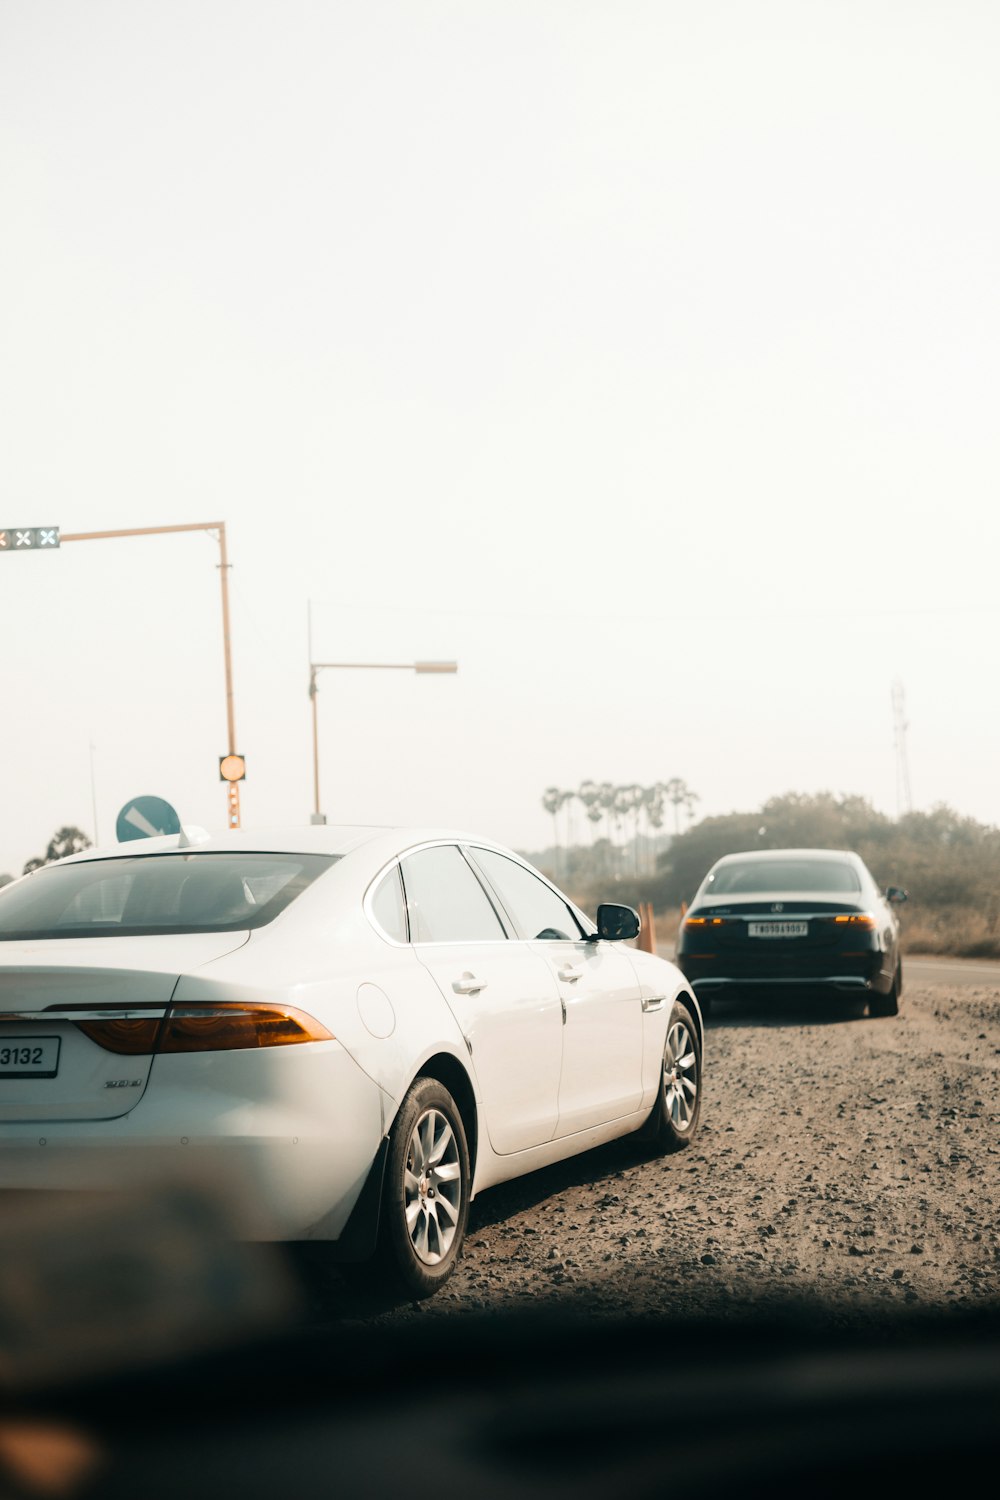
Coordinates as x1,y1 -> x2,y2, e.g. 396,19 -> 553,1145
542,787 -> 562,877
623,784 -> 646,873
612,785 -> 637,866
590,786 -> 614,876
663,778 -> 699,835
578,781 -> 601,845
597,782 -> 617,855
643,784 -> 666,873
559,789 -> 577,859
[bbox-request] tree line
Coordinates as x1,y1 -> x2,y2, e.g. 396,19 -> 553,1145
541,779 -> 698,877
5,799 -> 998,957
0,825 -> 92,887
529,791 -> 1000,959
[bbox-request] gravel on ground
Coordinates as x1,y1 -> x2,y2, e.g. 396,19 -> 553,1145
297,977 -> 1000,1329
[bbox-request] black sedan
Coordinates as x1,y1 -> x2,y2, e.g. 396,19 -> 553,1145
675,848 -> 906,1017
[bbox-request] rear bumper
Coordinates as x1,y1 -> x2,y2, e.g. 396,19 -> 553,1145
679,945 -> 893,995
0,1042 -> 389,1242
690,974 -> 878,997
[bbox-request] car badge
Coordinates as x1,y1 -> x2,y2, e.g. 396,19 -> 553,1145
771,902 -> 784,913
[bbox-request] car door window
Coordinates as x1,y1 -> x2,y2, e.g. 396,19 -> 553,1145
370,865 -> 408,943
400,846 -> 506,944
471,848 -> 583,941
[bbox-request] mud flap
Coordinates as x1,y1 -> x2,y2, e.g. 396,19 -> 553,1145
330,1136 -> 389,1262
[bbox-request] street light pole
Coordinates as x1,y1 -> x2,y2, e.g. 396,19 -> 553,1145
309,665 -> 321,817
309,659 -> 458,821
215,522 -> 237,760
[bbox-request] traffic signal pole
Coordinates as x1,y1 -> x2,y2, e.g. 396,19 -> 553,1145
59,521 -> 242,828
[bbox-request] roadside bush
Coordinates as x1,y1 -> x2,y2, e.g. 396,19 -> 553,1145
530,792 -> 1000,959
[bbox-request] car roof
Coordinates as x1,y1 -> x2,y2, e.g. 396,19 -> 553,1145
56,825 -> 493,865
711,848 -> 862,865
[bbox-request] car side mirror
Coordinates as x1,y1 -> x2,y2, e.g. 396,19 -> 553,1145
886,886 -> 908,904
592,902 -> 641,941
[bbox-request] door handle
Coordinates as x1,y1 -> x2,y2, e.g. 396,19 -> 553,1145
557,964 -> 583,983
452,972 -> 487,995
641,994 -> 665,1012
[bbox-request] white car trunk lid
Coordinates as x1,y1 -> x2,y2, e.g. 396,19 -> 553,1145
0,933 -> 249,1123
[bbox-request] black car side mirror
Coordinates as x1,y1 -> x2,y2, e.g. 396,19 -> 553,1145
886,886 -> 908,904
589,903 -> 641,942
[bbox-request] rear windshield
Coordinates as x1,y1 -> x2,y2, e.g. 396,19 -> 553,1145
705,859 -> 861,895
0,852 -> 338,940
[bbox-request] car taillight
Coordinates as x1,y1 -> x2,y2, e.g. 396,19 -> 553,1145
74,1016 -> 163,1055
76,1004 -> 333,1056
824,914 -> 877,930
683,917 -> 729,928
159,1003 -> 333,1053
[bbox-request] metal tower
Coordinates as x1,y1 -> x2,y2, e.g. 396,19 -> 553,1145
891,681 -> 913,816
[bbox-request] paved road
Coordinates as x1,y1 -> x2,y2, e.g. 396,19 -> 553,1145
905,955 -> 1000,988
656,946 -> 1000,989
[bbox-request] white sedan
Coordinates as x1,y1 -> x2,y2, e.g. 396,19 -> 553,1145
0,826 -> 704,1296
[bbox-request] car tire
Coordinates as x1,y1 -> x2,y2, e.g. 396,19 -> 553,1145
380,1076 -> 471,1298
645,1000 -> 702,1152
869,967 -> 900,1018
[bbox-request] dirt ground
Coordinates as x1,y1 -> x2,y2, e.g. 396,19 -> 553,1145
14,978 -> 996,1500
301,974 -> 1000,1328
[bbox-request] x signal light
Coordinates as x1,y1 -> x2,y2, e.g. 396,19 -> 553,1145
0,526 -> 60,551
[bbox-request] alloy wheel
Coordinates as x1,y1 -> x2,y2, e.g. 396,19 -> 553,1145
663,1017 -> 699,1132
403,1107 -> 463,1265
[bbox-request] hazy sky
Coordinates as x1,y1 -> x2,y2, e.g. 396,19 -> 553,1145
2,1 -> 998,876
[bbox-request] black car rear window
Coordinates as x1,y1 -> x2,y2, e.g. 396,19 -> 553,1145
0,852 -> 338,939
706,859 -> 861,895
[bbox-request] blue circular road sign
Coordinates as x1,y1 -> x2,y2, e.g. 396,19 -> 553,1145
116,795 -> 181,842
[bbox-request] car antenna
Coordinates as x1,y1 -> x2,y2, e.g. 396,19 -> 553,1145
177,825 -> 211,848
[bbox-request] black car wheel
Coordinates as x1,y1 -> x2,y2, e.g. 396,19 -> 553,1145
380,1076 -> 471,1298
869,966 -> 900,1018
646,1000 -> 702,1152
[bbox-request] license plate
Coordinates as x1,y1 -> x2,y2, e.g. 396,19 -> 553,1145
0,1037 -> 60,1078
747,921 -> 808,939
